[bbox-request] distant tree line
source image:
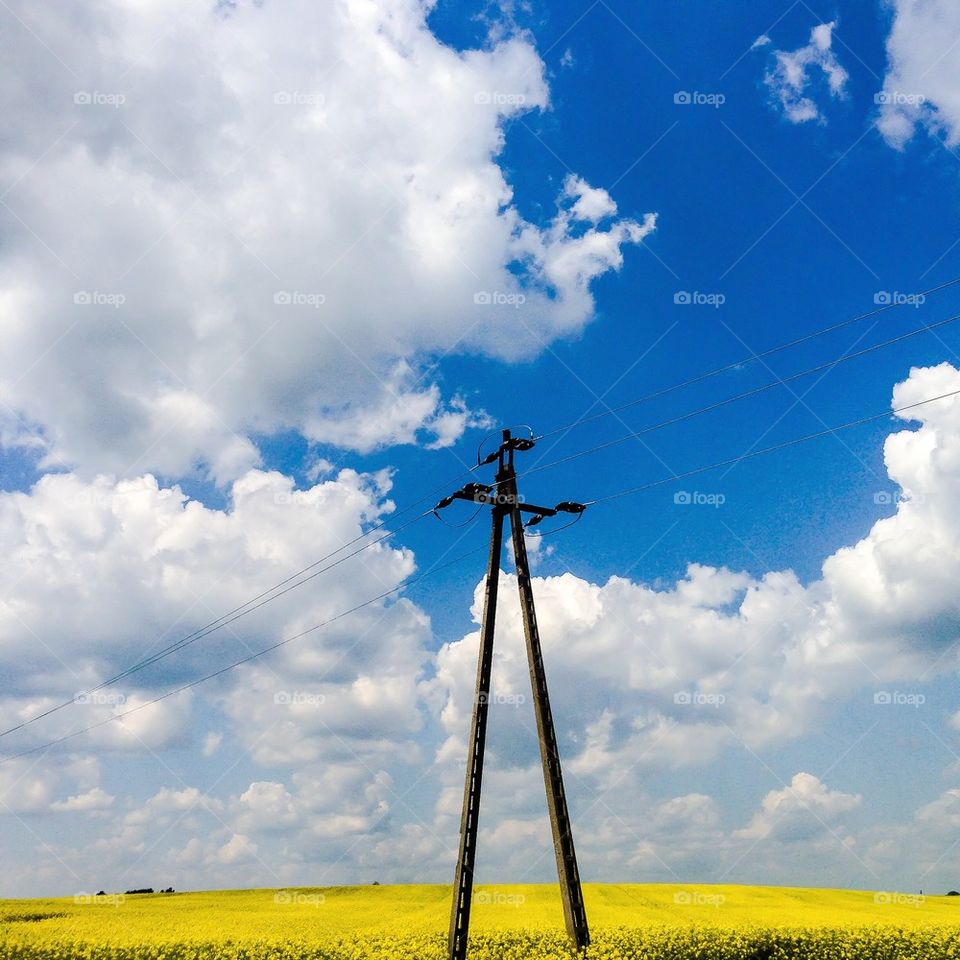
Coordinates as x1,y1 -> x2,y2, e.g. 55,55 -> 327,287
94,887 -> 175,896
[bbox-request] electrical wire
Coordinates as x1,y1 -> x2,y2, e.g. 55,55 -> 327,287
503,311 -> 960,487
476,424 -> 534,466
11,280 -> 960,743
433,503 -> 485,528
583,385 -> 960,506
534,275 -> 960,442
14,387 -> 955,762
0,470 -> 482,741
523,510 -> 585,538
0,543 -> 488,766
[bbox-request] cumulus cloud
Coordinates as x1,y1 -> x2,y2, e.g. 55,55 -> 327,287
430,364 -> 960,806
7,363 -> 960,891
412,363 -> 960,885
735,773 -> 861,842
877,0 -> 960,148
762,22 -> 848,123
0,464 -> 430,785
50,787 -> 115,813
0,755 -> 102,816
0,0 -> 653,482
865,786 -> 960,878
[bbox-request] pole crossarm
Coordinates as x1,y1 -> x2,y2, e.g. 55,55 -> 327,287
439,429 -> 591,960
434,486 -> 586,522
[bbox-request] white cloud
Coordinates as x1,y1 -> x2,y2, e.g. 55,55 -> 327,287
0,464 -> 427,776
51,787 -> 115,813
0,0 -> 653,482
0,755 -> 102,816
865,785 -> 960,879
0,761 -> 59,815
429,365 -> 960,802
8,365 -> 960,890
762,21 -> 848,123
735,773 -> 861,842
877,0 -> 960,148
413,363 -> 960,888
215,833 -> 258,865
563,175 -> 618,223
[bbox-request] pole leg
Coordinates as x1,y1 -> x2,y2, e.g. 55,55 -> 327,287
509,505 -> 590,949
448,508 -> 505,960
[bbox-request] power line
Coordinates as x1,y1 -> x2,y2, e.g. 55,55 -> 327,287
10,282 -> 960,743
503,311 -> 960,486
0,447 -> 499,741
0,513 -> 434,743
584,386 -> 960,506
9,385 -> 960,764
535,276 -> 960,442
0,544 -> 487,766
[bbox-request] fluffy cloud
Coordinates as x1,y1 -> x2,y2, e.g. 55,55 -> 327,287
50,787 -> 115,813
761,22 -> 848,123
0,755 -> 102,816
411,363 -> 960,888
865,785 -> 960,879
0,464 -> 430,782
735,773 -> 861,842
431,364 -> 960,801
0,0 -> 653,482
6,364 -> 960,892
877,0 -> 960,148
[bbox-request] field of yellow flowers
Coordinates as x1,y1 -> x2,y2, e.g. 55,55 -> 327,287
2,884 -> 960,959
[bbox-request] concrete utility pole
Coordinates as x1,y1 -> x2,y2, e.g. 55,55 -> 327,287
436,429 -> 589,960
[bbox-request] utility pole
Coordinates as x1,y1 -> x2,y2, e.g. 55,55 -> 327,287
437,429 -> 590,960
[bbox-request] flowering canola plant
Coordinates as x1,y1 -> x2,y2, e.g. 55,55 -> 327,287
2,884 -> 960,959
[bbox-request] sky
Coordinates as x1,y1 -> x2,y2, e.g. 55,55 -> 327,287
2,0 -> 960,901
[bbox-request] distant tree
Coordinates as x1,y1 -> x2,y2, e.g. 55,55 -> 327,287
124,888 -> 154,895
96,891 -> 105,897
948,890 -> 960,896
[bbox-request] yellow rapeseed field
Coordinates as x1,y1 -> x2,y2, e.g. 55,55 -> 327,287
2,883 -> 960,959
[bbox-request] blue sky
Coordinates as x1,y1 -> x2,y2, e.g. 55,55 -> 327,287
2,0 -> 960,900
